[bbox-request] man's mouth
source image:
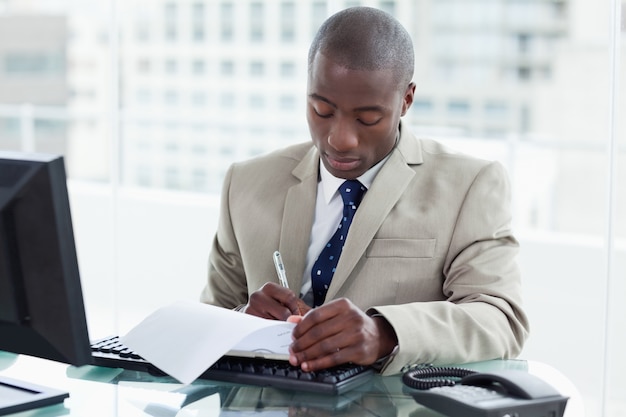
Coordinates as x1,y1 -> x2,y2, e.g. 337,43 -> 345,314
324,154 -> 361,172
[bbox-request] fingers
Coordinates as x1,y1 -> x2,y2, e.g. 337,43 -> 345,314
292,332 -> 357,372
289,299 -> 381,371
286,315 -> 303,324
244,282 -> 302,320
296,299 -> 312,316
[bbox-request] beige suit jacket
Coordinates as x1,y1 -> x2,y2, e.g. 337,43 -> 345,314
201,123 -> 529,375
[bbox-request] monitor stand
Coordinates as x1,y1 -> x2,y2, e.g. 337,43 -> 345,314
0,376 -> 68,416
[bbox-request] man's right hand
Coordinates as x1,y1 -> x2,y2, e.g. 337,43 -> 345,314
243,282 -> 311,320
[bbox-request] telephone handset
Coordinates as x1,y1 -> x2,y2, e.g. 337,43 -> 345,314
402,366 -> 569,417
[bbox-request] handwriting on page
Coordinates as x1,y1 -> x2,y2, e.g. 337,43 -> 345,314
230,324 -> 294,355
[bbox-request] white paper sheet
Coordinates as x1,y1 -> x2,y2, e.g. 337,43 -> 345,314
121,300 -> 295,384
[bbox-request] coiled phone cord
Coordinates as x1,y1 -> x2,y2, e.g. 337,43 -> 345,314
402,364 -> 477,390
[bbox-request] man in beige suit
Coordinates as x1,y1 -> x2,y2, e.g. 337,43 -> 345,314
200,7 -> 529,375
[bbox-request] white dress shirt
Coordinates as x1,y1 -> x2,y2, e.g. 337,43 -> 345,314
299,155 -> 389,304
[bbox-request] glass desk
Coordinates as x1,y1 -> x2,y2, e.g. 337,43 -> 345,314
0,352 -> 583,417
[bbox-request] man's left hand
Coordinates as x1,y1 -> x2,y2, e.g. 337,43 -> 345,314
287,298 -> 398,372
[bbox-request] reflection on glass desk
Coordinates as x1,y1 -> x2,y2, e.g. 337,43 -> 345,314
0,351 -> 583,417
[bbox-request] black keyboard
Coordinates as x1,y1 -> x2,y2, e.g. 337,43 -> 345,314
90,336 -> 374,395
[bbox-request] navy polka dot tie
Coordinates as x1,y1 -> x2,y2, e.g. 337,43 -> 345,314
311,180 -> 367,307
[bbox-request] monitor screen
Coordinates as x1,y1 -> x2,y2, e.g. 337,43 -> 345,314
0,151 -> 92,367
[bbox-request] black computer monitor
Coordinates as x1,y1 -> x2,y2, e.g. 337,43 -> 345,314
0,151 -> 93,414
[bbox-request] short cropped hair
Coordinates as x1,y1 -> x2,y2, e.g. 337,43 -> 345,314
308,7 -> 414,89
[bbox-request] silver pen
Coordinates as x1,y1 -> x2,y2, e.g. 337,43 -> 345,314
273,251 -> 289,289
273,251 -> 305,315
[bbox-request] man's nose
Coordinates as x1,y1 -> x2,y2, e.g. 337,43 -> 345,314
327,120 -> 358,152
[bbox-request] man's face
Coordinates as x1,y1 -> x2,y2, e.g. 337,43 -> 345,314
307,52 -> 414,179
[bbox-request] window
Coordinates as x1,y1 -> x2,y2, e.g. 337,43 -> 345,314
136,24 -> 150,42
164,2 -> 177,42
164,166 -> 180,188
518,66 -> 531,81
136,166 -> 152,187
281,1 -> 296,42
220,92 -> 235,107
379,0 -> 396,15
412,99 -> 434,114
164,2 -> 176,16
249,94 -> 265,108
164,142 -> 179,153
191,92 -> 207,107
4,52 -> 64,75
192,169 -> 208,191
250,61 -> 264,77
1,3 -> 624,415
447,100 -> 470,115
165,59 -> 177,74
518,33 -> 531,53
250,2 -> 265,42
484,101 -> 508,119
279,94 -> 296,110
220,2 -> 235,41
192,59 -> 206,75
137,59 -> 151,73
220,60 -> 235,76
192,3 -> 205,42
280,61 -> 296,77
311,2 -> 327,37
519,104 -> 530,133
1,117 -> 20,136
164,91 -> 179,106
192,3 -> 205,17
192,26 -> 205,42
165,26 -> 177,42
136,89 -> 152,104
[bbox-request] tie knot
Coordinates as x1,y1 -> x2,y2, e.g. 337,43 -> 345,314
339,180 -> 366,208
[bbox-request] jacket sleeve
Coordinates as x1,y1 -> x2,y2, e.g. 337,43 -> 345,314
200,165 -> 249,310
369,161 -> 530,375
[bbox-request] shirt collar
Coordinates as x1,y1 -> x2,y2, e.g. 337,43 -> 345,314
319,154 -> 390,205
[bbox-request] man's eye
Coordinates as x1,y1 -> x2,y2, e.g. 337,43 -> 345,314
358,118 -> 381,126
314,109 -> 333,118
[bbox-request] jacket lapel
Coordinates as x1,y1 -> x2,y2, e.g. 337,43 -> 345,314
278,146 -> 319,293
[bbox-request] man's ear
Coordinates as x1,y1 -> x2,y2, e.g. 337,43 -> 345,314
400,82 -> 416,116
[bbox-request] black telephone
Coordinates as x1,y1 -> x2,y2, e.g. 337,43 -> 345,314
402,366 -> 569,417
